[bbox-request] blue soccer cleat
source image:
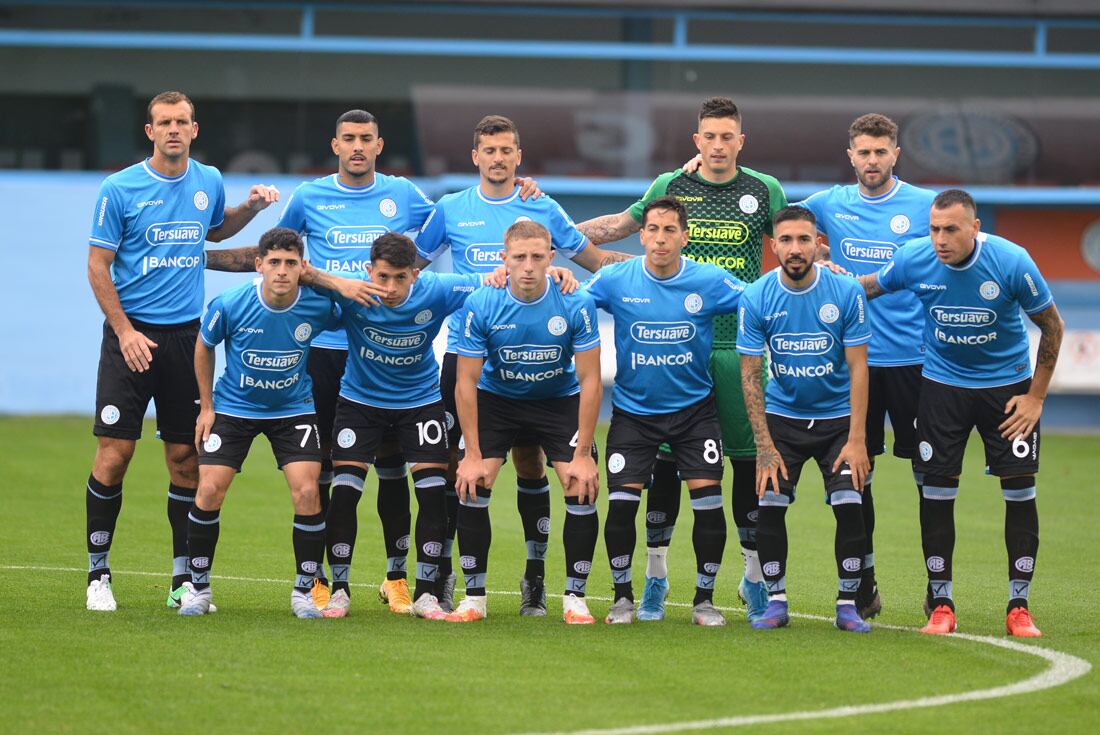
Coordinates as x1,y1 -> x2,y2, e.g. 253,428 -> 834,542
750,599 -> 790,629
637,576 -> 669,621
835,603 -> 872,633
738,575 -> 769,622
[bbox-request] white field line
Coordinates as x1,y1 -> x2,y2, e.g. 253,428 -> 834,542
3,565 -> 1092,734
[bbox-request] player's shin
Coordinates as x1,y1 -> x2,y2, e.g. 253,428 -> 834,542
831,499 -> 866,604
920,476 -> 958,610
645,458 -> 681,580
327,466 -> 366,594
187,506 -> 220,591
688,485 -> 725,605
517,476 -> 551,582
755,503 -> 789,601
412,468 -> 447,601
563,496 -> 598,597
167,483 -> 196,589
859,463 -> 876,591
86,474 -> 122,584
292,513 -> 326,593
1002,477 -> 1039,613
605,487 -> 642,601
375,455 -> 411,581
456,487 -> 492,597
731,459 -> 763,582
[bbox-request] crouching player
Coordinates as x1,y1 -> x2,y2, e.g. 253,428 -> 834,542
737,206 -> 872,633
181,227 -> 376,617
451,220 -> 602,624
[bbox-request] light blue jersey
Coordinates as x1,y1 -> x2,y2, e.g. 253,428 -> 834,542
277,173 -> 440,349
336,271 -> 484,409
89,158 -> 226,324
584,257 -> 744,415
876,233 -> 1053,389
798,177 -> 934,367
737,265 -> 871,420
200,279 -> 340,419
453,276 -> 600,400
415,185 -> 589,351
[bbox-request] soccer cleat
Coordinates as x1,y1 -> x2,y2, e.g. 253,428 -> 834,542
310,578 -> 331,610
637,576 -> 669,621
835,603 -> 872,633
562,594 -> 595,625
519,575 -> 547,617
738,575 -> 769,622
86,573 -> 117,612
412,593 -> 448,621
920,604 -> 957,635
857,584 -> 882,620
444,595 -> 487,622
178,582 -> 212,616
321,589 -> 350,618
750,599 -> 790,630
167,585 -> 217,613
605,596 -> 636,625
1006,607 -> 1042,638
691,600 -> 727,627
379,578 -> 413,615
292,589 -> 323,619
438,572 -> 457,613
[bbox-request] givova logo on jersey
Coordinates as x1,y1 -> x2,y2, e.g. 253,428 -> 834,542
242,349 -> 304,371
145,221 -> 204,246
498,344 -> 563,364
326,225 -> 387,249
839,238 -> 897,265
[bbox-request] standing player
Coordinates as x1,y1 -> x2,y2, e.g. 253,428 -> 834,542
859,190 -> 1063,637
449,221 -> 602,624
84,90 -> 278,612
577,97 -> 786,622
737,207 -> 873,633
182,228 -> 368,617
415,115 -> 629,614
796,113 -> 936,619
585,197 -> 745,626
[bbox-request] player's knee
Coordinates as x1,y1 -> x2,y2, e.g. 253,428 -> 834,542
195,481 -> 226,511
921,475 -> 959,501
1000,475 -> 1037,502
164,443 -> 198,486
92,438 -> 136,484
290,483 -> 321,515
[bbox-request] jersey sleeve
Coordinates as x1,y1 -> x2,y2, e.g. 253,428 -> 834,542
438,272 -> 485,314
89,179 -> 124,251
627,171 -> 676,222
581,271 -> 611,310
706,266 -> 745,315
275,185 -> 308,233
540,196 -> 587,260
875,245 -> 908,293
404,180 -> 439,244
415,197 -> 449,262
841,283 -> 872,347
570,294 -> 601,352
208,169 -> 226,230
794,188 -> 829,233
323,300 -> 343,332
199,295 -> 228,347
452,293 -> 489,358
1011,247 -> 1055,314
763,174 -> 788,237
736,291 -> 766,356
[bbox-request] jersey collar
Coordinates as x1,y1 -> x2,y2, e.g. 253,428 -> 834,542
774,263 -> 821,295
506,275 -> 552,306
254,280 -> 302,313
642,256 -> 686,284
476,185 -> 521,205
331,174 -> 377,194
857,176 -> 901,205
142,158 -> 190,183
945,232 -> 985,271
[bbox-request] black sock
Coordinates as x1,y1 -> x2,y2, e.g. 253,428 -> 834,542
921,476 -> 958,610
860,462 -> 876,593
86,474 -> 122,584
317,457 -> 333,582
756,504 -> 789,598
187,505 -> 220,591
292,512 -> 326,593
833,502 -> 867,603
730,459 -> 761,580
604,487 -> 642,601
563,496 -> 598,597
689,484 -> 726,605
645,458 -> 681,551
167,483 -> 196,589
438,482 -> 458,593
517,476 -> 550,581
327,466 -> 366,595
412,467 -> 447,601
1002,477 -> 1039,613
375,454 -> 411,581
457,487 -> 492,596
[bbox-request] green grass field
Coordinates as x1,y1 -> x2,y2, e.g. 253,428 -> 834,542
2,416 -> 1097,734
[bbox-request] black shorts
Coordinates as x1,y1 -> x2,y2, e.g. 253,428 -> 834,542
198,413 -> 322,470
914,378 -> 1040,478
762,414 -> 860,506
459,390 -> 596,464
605,394 -> 724,485
306,346 -> 347,447
331,397 -> 450,465
866,363 -> 922,459
93,319 -> 200,444
441,352 -> 539,450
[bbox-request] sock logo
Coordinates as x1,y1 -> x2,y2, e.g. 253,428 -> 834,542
89,531 -> 111,546
1015,556 -> 1035,573
100,405 -> 120,425
459,555 -> 477,570
337,428 -> 356,449
842,557 -> 862,572
926,555 -> 946,572
646,511 -> 667,523
396,535 -> 411,551
300,561 -> 318,575
331,543 -> 351,557
747,510 -> 759,522
762,561 -> 782,577
537,517 -> 551,534
703,562 -> 720,574
191,556 -> 210,569
573,561 -> 592,574
607,453 -> 626,474
422,541 -> 443,557
610,554 -> 631,569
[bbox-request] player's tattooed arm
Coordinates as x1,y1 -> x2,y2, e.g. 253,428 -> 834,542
206,185 -> 280,242
88,246 -> 157,373
740,354 -> 788,498
300,263 -> 384,306
857,273 -> 886,300
571,242 -> 634,273
575,210 -> 641,246
204,246 -> 260,272
1000,303 -> 1065,440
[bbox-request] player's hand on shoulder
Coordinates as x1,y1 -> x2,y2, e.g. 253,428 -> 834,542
340,276 -> 385,307
549,266 -> 579,294
999,394 -> 1043,441
682,154 -> 703,173
821,259 -> 850,276
118,327 -> 158,373
515,176 -> 543,200
486,265 -> 508,289
195,407 -> 216,453
245,184 -> 280,211
833,441 -> 870,490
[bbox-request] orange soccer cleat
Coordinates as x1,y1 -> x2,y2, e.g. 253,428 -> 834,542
1006,607 -> 1042,637
920,604 -> 957,635
379,578 -> 413,614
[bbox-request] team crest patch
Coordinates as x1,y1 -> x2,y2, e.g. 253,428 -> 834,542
1015,556 -> 1035,573
100,405 -> 120,425
443,411 -> 455,431
607,453 -> 626,474
414,309 -> 433,325
547,316 -> 568,336
379,198 -> 397,217
294,323 -> 312,342
762,561 -> 781,576
683,293 -> 703,314
919,441 -> 933,462
980,280 -> 1001,300
890,214 -> 910,234
337,428 -> 356,448
194,191 -> 209,211
203,433 -> 222,453
739,194 -> 759,214
818,303 -> 840,324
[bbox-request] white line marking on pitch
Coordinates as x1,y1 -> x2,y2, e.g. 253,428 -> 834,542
4,565 -> 1091,734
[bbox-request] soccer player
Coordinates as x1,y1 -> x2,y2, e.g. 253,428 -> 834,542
585,196 -> 745,626
577,97 -> 787,622
449,221 -> 602,624
182,227 -> 371,617
310,232 -> 488,620
858,189 -> 1063,637
737,206 -> 873,634
796,113 -> 937,619
84,90 -> 278,612
415,115 -> 629,615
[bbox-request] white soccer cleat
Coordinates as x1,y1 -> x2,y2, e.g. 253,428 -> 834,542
412,593 -> 448,621
321,588 -> 350,618
86,573 -> 117,612
605,596 -> 636,624
563,594 -> 595,624
444,595 -> 487,622
292,589 -> 323,619
691,600 -> 727,627
178,582 -> 212,616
